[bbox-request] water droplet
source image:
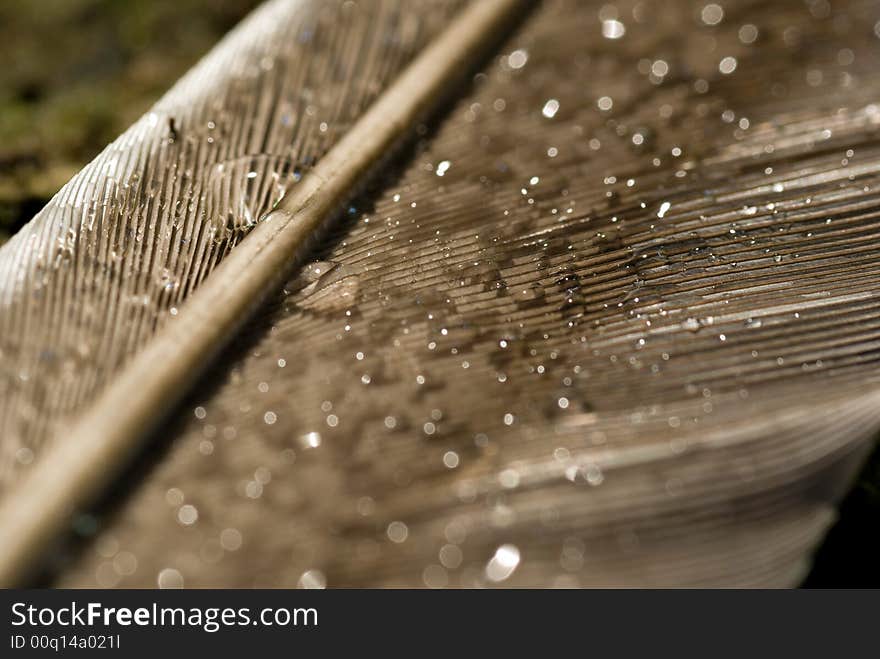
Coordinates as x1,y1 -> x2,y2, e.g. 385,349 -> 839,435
719,56 -> 738,74
298,569 -> 326,589
542,99 -> 560,119
439,544 -> 463,569
739,24 -> 758,44
701,4 -> 724,25
299,431 -> 322,449
220,528 -> 243,551
387,521 -> 409,543
499,469 -> 521,489
507,48 -> 528,69
651,60 -> 669,77
157,568 -> 184,589
602,19 -> 626,39
177,504 -> 198,526
486,544 -> 521,582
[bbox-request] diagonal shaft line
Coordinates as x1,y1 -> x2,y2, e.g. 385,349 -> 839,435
0,0 -> 530,586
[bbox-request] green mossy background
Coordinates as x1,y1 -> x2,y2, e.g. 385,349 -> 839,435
0,0 -> 876,587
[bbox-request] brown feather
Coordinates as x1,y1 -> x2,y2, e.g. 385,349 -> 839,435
3,0 -> 880,587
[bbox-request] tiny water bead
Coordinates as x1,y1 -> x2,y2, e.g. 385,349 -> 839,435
542,99 -> 560,119
157,568 -> 184,589
485,544 -> 521,582
701,3 -> 724,26
651,60 -> 669,78
739,24 -> 758,44
177,504 -> 198,526
601,19 -> 625,40
15,447 -> 33,465
507,48 -> 528,69
298,569 -> 326,590
387,521 -> 409,543
299,431 -> 322,449
499,469 -> 520,489
422,564 -> 449,588
220,528 -> 243,551
439,544 -> 463,570
719,56 -> 738,74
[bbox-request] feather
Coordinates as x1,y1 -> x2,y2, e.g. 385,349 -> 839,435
3,0 -> 880,587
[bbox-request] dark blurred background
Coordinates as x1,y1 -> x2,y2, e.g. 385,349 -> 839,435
0,0 -> 876,587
